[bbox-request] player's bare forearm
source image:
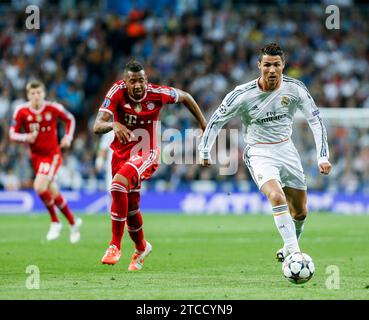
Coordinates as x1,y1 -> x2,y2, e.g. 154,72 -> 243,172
94,122 -> 113,134
176,89 -> 207,131
93,112 -> 113,134
93,111 -> 134,143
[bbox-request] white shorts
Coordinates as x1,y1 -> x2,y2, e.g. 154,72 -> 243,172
243,139 -> 307,190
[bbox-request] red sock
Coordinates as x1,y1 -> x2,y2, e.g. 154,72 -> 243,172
127,209 -> 146,252
109,181 -> 128,250
39,190 -> 59,223
54,193 -> 75,225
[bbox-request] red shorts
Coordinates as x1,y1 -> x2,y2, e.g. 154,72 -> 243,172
31,153 -> 62,180
111,149 -> 159,191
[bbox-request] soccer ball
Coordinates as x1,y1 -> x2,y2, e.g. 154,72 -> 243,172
282,252 -> 315,284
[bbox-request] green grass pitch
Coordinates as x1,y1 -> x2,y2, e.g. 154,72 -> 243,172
0,213 -> 368,300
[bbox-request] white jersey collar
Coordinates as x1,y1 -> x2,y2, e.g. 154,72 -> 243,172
28,101 -> 46,114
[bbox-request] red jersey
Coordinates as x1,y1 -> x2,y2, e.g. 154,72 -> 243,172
9,101 -> 75,157
98,81 -> 179,159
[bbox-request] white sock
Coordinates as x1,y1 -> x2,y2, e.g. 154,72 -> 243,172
282,218 -> 305,256
273,204 -> 300,255
293,218 -> 305,240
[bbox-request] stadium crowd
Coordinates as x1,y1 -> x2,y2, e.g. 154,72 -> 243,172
1,0 -> 369,194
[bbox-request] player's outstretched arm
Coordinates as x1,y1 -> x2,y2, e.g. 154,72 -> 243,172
9,129 -> 38,144
175,88 -> 207,131
297,86 -> 332,175
198,90 -> 243,167
307,116 -> 332,175
9,109 -> 38,144
93,111 -> 113,134
93,111 -> 134,144
57,107 -> 75,149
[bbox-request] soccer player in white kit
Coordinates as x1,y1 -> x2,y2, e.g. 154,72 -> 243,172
199,43 -> 332,261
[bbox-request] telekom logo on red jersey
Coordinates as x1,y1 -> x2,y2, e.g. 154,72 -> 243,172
125,114 -> 137,125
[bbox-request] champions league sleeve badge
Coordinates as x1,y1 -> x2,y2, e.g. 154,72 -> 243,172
102,98 -> 111,108
170,88 -> 178,101
218,104 -> 228,115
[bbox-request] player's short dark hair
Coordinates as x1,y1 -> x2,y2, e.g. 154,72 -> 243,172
26,80 -> 45,92
124,60 -> 144,73
258,43 -> 285,62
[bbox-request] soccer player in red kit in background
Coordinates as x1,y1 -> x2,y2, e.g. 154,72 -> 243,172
9,80 -> 82,243
94,60 -> 207,271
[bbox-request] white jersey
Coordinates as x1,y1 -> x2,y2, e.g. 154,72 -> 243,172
199,75 -> 329,164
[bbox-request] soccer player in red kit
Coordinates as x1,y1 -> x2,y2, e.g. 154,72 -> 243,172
93,60 -> 207,270
9,80 -> 82,243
